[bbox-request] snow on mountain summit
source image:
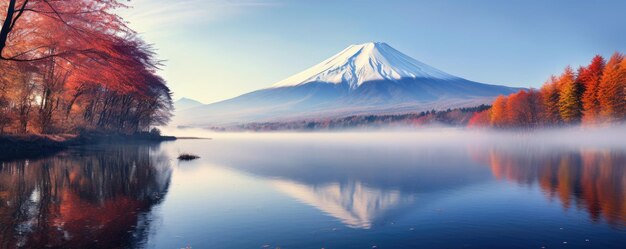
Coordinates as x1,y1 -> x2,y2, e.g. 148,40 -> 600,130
273,42 -> 459,89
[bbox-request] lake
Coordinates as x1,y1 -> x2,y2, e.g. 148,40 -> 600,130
1,131 -> 625,248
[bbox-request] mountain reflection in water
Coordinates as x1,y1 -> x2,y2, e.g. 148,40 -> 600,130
0,144 -> 172,249
272,180 -> 413,229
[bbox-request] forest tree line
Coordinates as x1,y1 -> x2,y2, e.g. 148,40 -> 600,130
221,105 -> 491,131
469,53 -> 626,128
0,0 -> 172,135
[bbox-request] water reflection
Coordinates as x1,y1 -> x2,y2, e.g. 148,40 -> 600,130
472,147 -> 626,227
195,136 -> 626,230
1,135 -> 625,248
272,180 -> 413,229
0,144 -> 172,249
195,139 -> 493,229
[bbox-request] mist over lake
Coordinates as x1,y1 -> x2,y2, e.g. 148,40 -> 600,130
1,130 -> 624,248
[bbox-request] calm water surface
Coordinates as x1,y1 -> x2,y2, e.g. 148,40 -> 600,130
1,132 -> 625,248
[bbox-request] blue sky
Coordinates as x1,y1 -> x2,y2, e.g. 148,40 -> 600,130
122,0 -> 626,104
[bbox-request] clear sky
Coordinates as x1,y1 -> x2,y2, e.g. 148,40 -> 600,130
121,0 -> 626,104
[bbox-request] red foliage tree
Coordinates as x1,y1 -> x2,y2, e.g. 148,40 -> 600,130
468,110 -> 491,128
0,0 -> 173,134
579,55 -> 606,124
0,0 -> 129,61
597,52 -> 625,122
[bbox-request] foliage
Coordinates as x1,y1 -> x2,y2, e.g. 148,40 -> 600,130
490,95 -> 508,127
0,0 -> 172,134
149,127 -> 162,136
471,53 -> 626,128
597,53 -> 626,122
557,66 -> 583,123
580,55 -> 605,124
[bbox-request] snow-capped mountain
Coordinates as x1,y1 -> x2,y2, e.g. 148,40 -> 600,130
175,42 -> 522,126
274,42 -> 457,89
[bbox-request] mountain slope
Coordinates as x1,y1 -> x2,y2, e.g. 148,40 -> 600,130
174,97 -> 204,112
176,42 -> 522,126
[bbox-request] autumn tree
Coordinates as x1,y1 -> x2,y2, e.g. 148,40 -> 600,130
0,86 -> 10,133
557,66 -> 584,123
506,91 -> 530,127
0,0 -> 129,61
0,60 -> 37,132
540,76 -> 561,125
482,89 -> 543,129
0,1 -> 173,135
579,55 -> 605,124
468,110 -> 491,128
490,95 -> 508,127
597,52 -> 625,122
475,53 -> 625,129
62,36 -> 173,134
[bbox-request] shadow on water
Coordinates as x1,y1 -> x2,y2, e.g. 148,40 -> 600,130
0,143 -> 173,249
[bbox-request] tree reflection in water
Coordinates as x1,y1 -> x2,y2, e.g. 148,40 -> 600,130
0,144 -> 172,249
472,147 -> 626,227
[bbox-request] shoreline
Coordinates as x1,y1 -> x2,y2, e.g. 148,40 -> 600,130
0,133 -> 177,161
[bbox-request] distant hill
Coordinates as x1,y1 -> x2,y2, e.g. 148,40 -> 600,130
175,42 -> 522,127
173,97 -> 204,112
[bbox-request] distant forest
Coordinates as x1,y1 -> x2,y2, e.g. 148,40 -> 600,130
0,0 -> 172,135
470,53 -> 626,128
216,105 -> 490,131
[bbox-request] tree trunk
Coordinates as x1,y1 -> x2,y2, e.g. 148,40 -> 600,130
0,0 -> 17,57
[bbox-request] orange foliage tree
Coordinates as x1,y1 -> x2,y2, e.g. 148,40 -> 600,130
597,52 -> 626,122
470,53 -> 626,129
490,95 -> 508,127
468,110 -> 491,128
507,90 -> 542,128
557,66 -> 584,123
540,76 -> 561,125
579,55 -> 606,124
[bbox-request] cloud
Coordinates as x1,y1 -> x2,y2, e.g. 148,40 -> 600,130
121,0 -> 279,33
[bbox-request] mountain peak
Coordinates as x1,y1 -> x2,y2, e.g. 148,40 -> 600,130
174,97 -> 204,111
273,42 -> 459,89
176,97 -> 195,102
348,41 -> 387,48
